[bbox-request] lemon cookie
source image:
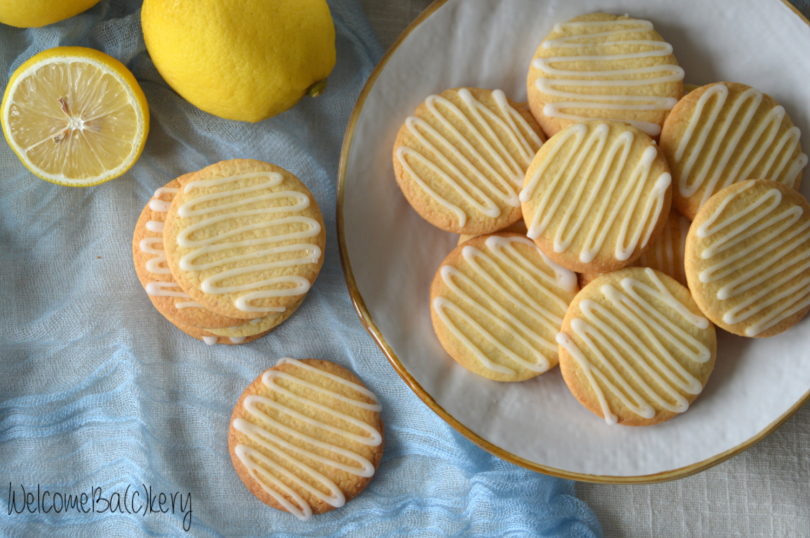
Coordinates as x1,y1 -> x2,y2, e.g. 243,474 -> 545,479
430,233 -> 578,382
685,180 -> 810,337
392,88 -> 544,234
527,13 -> 684,137
163,159 -> 325,319
133,178 -> 246,329
521,121 -> 672,273
580,210 -> 690,286
558,267 -> 716,426
171,318 -> 267,346
229,358 -> 383,520
661,82 -> 808,219
205,297 -> 304,339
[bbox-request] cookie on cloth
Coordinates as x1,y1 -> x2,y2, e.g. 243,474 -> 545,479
133,178 -> 245,329
558,267 -> 716,426
163,159 -> 325,320
580,210 -> 690,287
685,179 -> 810,337
229,358 -> 383,520
205,297 -> 304,339
392,87 -> 544,235
660,82 -> 808,219
521,121 -> 672,273
526,12 -> 684,137
170,318 -> 267,346
430,233 -> 578,382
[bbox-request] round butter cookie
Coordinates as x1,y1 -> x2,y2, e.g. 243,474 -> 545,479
430,233 -> 578,382
661,82 -> 808,219
133,178 -> 245,329
163,159 -> 325,320
205,297 -> 304,339
392,87 -> 544,234
580,210 -> 690,287
171,318 -> 267,346
521,121 -> 672,273
685,179 -> 810,337
229,358 -> 383,520
558,267 -> 716,426
527,12 -> 684,137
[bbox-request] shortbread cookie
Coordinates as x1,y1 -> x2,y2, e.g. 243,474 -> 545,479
457,219 -> 527,246
430,233 -> 578,382
171,318 -> 267,345
392,88 -> 544,234
163,159 -> 325,319
580,210 -> 690,286
685,180 -> 810,337
558,267 -> 716,425
521,121 -> 672,273
229,358 -> 383,520
527,13 -> 684,137
133,178 -> 245,329
661,82 -> 808,219
151,292 -> 295,345
206,297 -> 304,339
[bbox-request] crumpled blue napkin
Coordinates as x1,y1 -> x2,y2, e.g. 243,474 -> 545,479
0,0 -> 601,535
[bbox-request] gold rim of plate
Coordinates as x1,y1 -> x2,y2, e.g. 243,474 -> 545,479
335,0 -> 810,484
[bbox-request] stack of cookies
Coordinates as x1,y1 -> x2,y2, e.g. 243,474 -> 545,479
132,158 -> 326,345
392,12 -> 810,426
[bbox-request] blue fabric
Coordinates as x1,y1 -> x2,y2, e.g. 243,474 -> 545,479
0,0 -> 601,536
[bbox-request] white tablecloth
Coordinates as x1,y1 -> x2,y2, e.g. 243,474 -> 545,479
359,1 -> 810,535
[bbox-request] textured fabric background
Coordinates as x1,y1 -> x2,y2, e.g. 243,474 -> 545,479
0,0 -> 601,536
359,0 -> 810,536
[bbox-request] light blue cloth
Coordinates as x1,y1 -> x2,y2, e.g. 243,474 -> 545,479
0,0 -> 601,535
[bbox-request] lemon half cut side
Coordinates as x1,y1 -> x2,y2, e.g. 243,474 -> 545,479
1,47 -> 149,187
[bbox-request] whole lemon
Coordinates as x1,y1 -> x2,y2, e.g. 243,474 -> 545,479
0,0 -> 101,28
141,0 -> 336,122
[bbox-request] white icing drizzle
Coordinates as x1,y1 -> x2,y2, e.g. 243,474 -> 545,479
144,281 -> 203,309
233,358 -> 382,521
177,171 -> 321,313
230,336 -> 246,344
674,84 -> 808,208
139,185 -> 204,310
696,183 -> 810,336
532,18 -> 684,136
433,235 -> 576,376
202,336 -> 217,345
396,89 -> 542,227
521,122 -> 671,262
557,268 -> 710,424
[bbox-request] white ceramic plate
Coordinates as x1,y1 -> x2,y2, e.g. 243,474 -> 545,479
338,0 -> 810,481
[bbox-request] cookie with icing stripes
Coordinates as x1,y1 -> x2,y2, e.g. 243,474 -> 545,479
392,87 -> 544,234
170,318 -> 268,346
661,82 -> 808,219
430,233 -> 578,382
558,267 -> 716,426
580,210 -> 690,287
163,159 -> 325,320
132,178 -> 244,329
228,358 -> 383,520
521,121 -> 672,273
686,179 -> 810,337
527,12 -> 684,137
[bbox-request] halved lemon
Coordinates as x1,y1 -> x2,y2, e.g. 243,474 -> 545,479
1,46 -> 149,187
